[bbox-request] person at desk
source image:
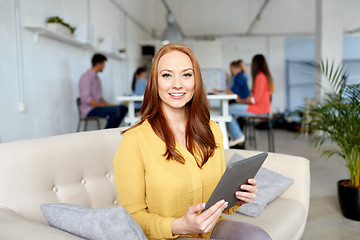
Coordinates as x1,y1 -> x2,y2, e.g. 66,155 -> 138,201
229,60 -> 252,103
227,59 -> 247,91
213,60 -> 252,146
79,53 -> 128,128
213,60 -> 251,102
113,43 -> 270,240
228,54 -> 274,147
132,67 -> 147,110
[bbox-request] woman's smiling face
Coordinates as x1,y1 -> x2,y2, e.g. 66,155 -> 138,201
157,50 -> 195,111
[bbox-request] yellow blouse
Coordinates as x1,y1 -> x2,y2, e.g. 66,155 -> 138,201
113,120 -> 240,240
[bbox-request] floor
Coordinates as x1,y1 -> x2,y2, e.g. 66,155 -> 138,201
240,129 -> 360,240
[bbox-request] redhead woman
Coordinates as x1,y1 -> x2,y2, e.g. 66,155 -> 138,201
113,44 -> 271,240
228,54 -> 274,147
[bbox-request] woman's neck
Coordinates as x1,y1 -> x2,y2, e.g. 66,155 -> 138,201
162,105 -> 187,148
163,106 -> 187,130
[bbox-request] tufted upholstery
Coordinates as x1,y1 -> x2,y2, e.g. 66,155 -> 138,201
0,128 -> 123,225
0,128 -> 310,240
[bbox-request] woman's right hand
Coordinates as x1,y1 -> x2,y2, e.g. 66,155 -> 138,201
171,200 -> 228,235
212,88 -> 221,93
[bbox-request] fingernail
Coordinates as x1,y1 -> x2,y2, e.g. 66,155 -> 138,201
202,203 -> 206,208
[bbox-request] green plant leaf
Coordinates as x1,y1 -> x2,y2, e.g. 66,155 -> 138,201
300,59 -> 360,188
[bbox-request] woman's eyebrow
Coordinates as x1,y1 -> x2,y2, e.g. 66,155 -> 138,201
159,68 -> 193,73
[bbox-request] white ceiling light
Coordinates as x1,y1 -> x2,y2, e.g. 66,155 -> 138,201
161,0 -> 183,44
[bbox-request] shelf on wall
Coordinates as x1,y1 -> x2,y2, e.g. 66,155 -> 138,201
24,25 -> 127,60
24,25 -> 90,48
95,49 -> 126,61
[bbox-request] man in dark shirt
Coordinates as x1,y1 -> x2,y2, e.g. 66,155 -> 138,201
79,54 -> 128,128
230,60 -> 251,103
213,60 -> 252,103
227,60 -> 253,146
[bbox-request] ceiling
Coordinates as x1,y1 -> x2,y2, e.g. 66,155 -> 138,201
152,0 -> 360,39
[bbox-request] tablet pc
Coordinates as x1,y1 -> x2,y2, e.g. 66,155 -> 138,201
203,152 -> 268,212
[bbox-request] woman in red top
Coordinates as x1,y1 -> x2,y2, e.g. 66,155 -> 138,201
228,54 -> 274,147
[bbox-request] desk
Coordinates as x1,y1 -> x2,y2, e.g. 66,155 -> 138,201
116,94 -> 237,149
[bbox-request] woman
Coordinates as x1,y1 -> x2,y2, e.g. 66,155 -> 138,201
228,54 -> 274,147
132,66 -> 147,95
132,67 -> 148,110
113,44 -> 270,239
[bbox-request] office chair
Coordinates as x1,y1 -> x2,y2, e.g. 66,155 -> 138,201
76,98 -> 106,132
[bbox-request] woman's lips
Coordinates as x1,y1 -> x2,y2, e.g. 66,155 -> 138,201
169,93 -> 186,99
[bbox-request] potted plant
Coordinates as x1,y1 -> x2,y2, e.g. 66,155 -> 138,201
304,60 -> 360,221
46,16 -> 76,37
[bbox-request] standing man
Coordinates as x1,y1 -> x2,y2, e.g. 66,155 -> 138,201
79,53 -> 128,128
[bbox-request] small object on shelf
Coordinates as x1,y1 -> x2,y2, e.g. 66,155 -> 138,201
46,16 -> 76,36
46,22 -> 72,37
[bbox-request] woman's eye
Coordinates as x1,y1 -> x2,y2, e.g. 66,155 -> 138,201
183,73 -> 192,78
162,73 -> 171,78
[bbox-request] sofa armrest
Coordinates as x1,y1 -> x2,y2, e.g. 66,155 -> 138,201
0,207 -> 83,240
224,150 -> 310,215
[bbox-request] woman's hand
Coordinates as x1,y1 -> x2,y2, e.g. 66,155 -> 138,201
225,89 -> 234,94
171,200 -> 228,235
235,178 -> 258,204
212,88 -> 222,93
239,61 -> 247,74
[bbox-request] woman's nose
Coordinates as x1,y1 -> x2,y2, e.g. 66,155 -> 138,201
172,75 -> 183,89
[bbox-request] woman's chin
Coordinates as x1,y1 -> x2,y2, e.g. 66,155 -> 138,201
163,101 -> 188,110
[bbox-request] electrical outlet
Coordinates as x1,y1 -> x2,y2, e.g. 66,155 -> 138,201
18,102 -> 26,112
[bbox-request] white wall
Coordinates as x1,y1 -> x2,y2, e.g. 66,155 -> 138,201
0,0 -> 153,143
192,41 -> 223,69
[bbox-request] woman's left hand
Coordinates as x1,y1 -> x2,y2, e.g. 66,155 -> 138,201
235,178 -> 258,204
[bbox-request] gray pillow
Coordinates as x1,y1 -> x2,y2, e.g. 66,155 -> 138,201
237,167 -> 294,217
40,203 -> 147,240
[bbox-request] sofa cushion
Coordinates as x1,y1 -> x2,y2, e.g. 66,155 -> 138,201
237,167 -> 294,217
223,198 -> 306,240
40,203 -> 147,240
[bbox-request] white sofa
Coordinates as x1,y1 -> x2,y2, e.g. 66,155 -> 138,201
0,129 -> 310,240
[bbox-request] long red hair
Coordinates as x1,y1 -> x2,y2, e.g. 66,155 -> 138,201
123,43 -> 216,168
